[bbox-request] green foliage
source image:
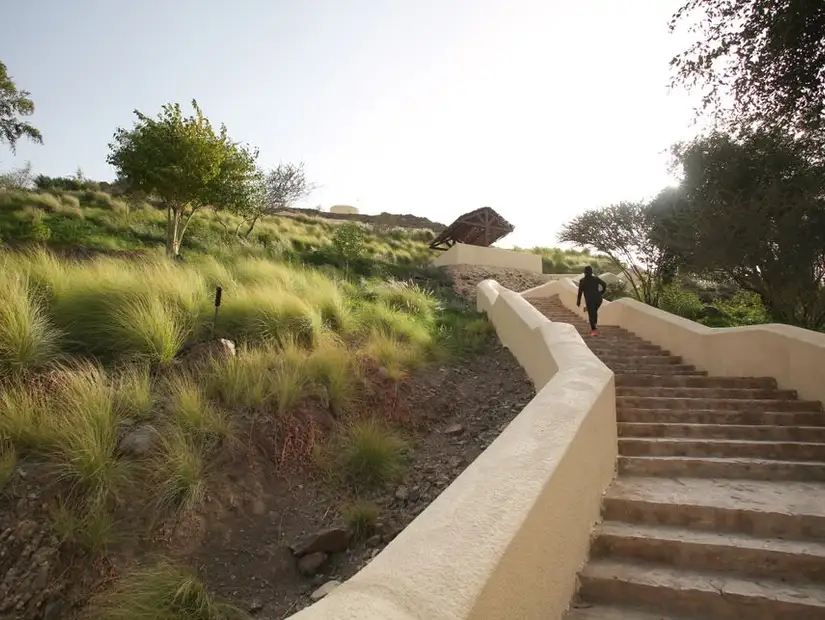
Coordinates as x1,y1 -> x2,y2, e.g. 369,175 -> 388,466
34,174 -> 100,192
0,61 -> 42,153
559,202 -> 676,306
517,246 -> 617,275
658,284 -> 704,321
663,128 -> 825,328
107,100 -> 258,256
332,222 -> 367,266
670,1 -> 825,135
89,560 -> 246,620
343,501 -> 380,540
43,363 -> 128,506
152,426 -> 210,514
336,419 -> 408,490
51,502 -> 117,554
705,290 -> 769,328
0,270 -> 61,377
17,209 -> 52,243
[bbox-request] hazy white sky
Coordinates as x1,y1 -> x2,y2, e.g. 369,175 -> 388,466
2,0 -> 701,248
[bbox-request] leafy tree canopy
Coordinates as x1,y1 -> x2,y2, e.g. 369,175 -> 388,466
558,202 -> 675,306
670,1 -> 825,136
662,127 -> 825,328
0,61 -> 42,154
107,100 -> 258,256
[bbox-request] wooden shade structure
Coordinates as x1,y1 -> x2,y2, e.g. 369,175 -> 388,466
428,206 -> 514,251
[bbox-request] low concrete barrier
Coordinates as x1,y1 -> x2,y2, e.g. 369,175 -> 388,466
291,280 -> 617,620
432,243 -> 543,274
523,277 -> 825,404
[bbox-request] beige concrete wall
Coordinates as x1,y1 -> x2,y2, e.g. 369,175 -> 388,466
523,277 -> 825,404
432,243 -> 543,274
291,280 -> 617,620
330,204 -> 359,214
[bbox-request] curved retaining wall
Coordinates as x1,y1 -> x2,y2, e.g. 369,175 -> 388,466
523,277 -> 825,404
291,280 -> 617,620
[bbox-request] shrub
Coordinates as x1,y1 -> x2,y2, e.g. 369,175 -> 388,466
113,365 -> 155,420
0,382 -> 49,450
219,287 -> 324,346
48,216 -> 95,245
332,222 -> 366,266
111,294 -> 194,364
51,502 -> 117,554
342,500 -> 380,539
153,426 -> 209,513
60,193 -> 81,210
0,271 -> 61,377
89,560 -> 243,620
43,363 -> 128,505
658,284 -> 704,320
707,290 -> 770,327
271,339 -> 310,415
307,340 -> 359,413
356,301 -> 431,346
361,330 -> 422,380
205,345 -> 274,411
17,209 -> 51,243
167,374 -> 232,443
336,419 -> 408,489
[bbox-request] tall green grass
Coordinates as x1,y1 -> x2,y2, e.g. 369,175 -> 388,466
89,560 -> 245,620
0,269 -> 61,376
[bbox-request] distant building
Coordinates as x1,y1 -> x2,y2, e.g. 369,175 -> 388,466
330,204 -> 359,215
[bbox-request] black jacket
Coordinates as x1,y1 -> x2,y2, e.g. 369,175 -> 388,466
577,274 -> 607,306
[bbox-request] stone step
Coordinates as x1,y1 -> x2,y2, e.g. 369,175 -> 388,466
617,396 -> 823,412
564,604 -> 699,620
602,476 -> 825,540
592,521 -> 825,583
618,422 -> 825,442
618,407 -> 825,426
578,559 -> 825,619
601,355 -> 685,366
618,437 -> 825,461
610,366 -> 706,376
588,342 -> 666,352
616,386 -> 798,400
615,375 -> 777,389
618,455 -> 825,482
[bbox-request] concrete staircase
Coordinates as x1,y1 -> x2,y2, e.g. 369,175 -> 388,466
529,296 -> 825,620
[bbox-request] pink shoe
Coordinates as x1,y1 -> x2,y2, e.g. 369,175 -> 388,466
589,329 -> 598,336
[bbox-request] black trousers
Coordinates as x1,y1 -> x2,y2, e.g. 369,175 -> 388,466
585,298 -> 602,330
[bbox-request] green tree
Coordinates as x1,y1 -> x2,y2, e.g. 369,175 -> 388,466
0,61 -> 42,154
332,222 -> 366,272
670,1 -> 825,135
662,128 -> 825,328
107,100 -> 258,257
558,202 -> 675,306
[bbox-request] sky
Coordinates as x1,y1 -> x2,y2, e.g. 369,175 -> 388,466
2,0 -> 703,248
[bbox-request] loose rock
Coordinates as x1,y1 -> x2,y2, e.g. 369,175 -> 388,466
118,424 -> 157,457
297,552 -> 328,576
310,580 -> 341,601
444,423 -> 464,436
290,528 -> 351,557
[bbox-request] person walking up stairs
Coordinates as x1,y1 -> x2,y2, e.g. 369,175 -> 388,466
529,295 -> 825,620
577,267 -> 607,337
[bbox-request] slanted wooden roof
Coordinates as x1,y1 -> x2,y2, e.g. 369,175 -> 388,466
428,206 -> 514,251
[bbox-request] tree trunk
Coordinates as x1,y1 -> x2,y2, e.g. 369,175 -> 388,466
166,206 -> 179,257
243,216 -> 259,238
